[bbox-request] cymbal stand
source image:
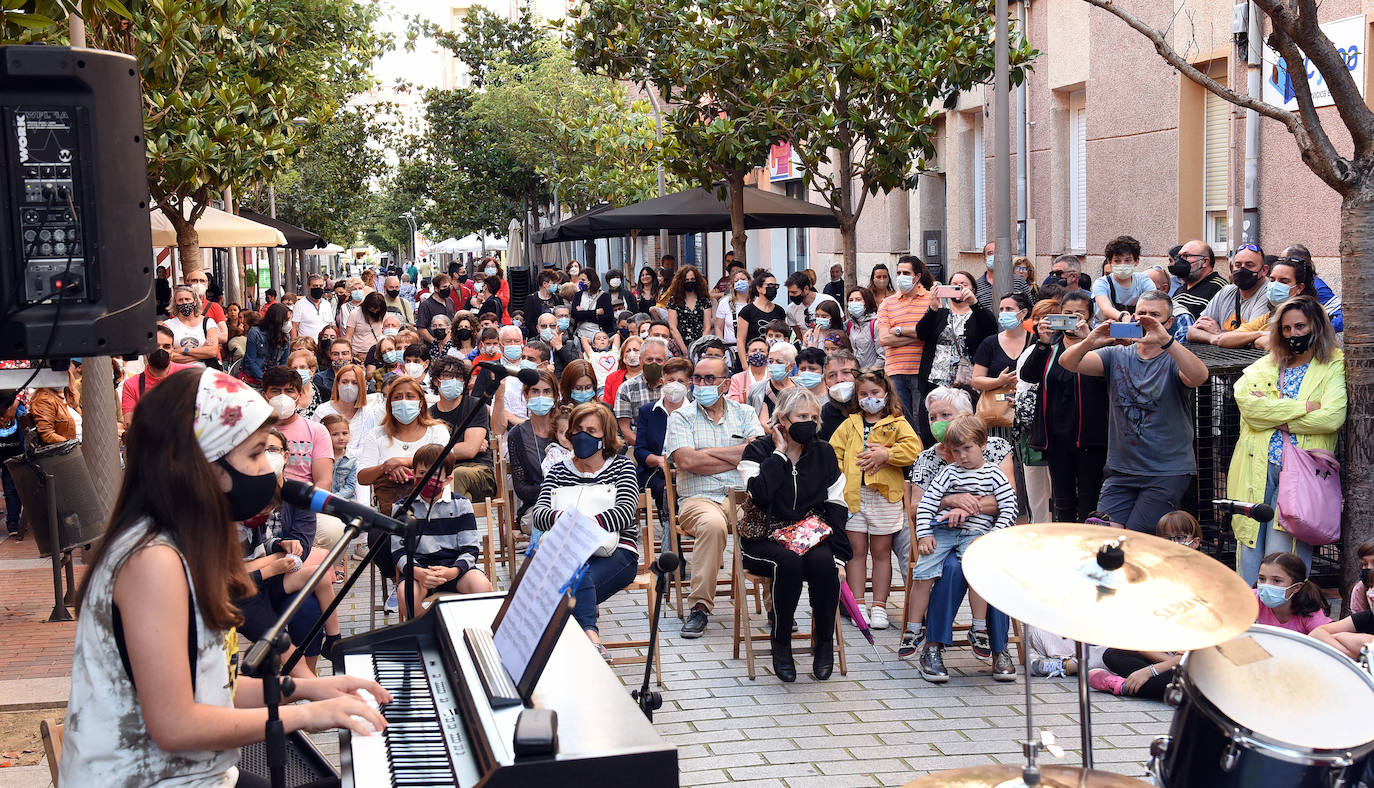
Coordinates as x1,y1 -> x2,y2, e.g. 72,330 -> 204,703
1020,650 -> 1041,785
1076,639 -> 1093,769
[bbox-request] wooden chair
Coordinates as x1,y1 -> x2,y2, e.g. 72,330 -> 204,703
663,460 -> 748,619
468,498 -> 500,589
494,434 -> 528,581
898,485 -> 1025,665
372,495 -> 498,627
724,491 -> 847,681
41,718 -> 62,786
597,492 -> 664,686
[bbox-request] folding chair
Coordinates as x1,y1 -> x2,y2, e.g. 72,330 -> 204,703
597,492 -> 664,686
724,491 -> 847,681
898,485 -> 1025,665
41,718 -> 62,787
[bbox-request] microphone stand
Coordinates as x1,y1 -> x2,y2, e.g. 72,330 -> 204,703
239,515 -> 384,788
631,564 -> 671,721
280,365 -> 506,676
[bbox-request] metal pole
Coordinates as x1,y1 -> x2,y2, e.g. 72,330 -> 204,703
1243,1 -> 1262,244
1077,639 -> 1094,768
45,468 -> 71,622
993,0 -> 1014,289
268,184 -> 279,301
1015,0 -> 1029,256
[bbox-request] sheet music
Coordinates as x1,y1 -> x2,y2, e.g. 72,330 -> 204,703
493,508 -> 605,682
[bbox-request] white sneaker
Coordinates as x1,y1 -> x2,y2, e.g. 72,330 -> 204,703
384,588 -> 398,614
870,605 -> 890,630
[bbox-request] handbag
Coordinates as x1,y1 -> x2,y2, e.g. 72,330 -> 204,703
770,515 -> 832,556
1276,433 -> 1342,546
976,385 -> 1015,428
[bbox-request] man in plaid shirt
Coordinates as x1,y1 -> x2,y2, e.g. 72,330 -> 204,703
663,356 -> 764,638
615,337 -> 669,445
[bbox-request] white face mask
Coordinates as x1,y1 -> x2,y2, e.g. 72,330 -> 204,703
404,362 -> 426,379
828,381 -> 854,403
338,383 -> 359,402
624,351 -> 641,366
662,381 -> 688,404
1113,263 -> 1136,280
266,452 -> 287,477
268,394 -> 297,420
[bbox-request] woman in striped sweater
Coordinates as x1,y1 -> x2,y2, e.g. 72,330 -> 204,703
530,402 -> 642,661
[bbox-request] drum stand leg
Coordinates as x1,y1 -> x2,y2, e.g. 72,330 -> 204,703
1020,649 -> 1041,785
1076,640 -> 1093,769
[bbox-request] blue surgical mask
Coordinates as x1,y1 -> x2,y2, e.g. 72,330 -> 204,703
796,371 -> 822,389
847,302 -> 865,319
502,344 -> 523,362
767,363 -> 788,382
484,266 -> 498,277
1256,582 -> 1295,609
296,368 -> 311,385
693,384 -> 721,407
570,388 -> 595,403
383,349 -> 402,365
390,399 -> 421,424
998,312 -> 1021,332
439,379 -> 464,399
985,255 -> 995,270
815,317 -> 830,330
556,317 -> 571,331
382,327 -> 399,337
539,327 -> 556,342
733,279 -> 749,293
1267,281 -> 1292,305
518,359 -> 538,371
527,395 -> 554,415
894,274 -> 915,293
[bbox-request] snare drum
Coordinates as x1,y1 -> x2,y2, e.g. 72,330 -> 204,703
1152,624 -> 1374,788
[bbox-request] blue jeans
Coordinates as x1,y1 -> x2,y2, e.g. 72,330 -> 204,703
889,373 -> 927,441
1236,461 -> 1313,585
1096,470 -> 1194,533
915,537 -> 1009,650
572,547 -> 639,633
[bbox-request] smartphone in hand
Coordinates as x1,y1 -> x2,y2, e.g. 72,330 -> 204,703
1109,321 -> 1144,339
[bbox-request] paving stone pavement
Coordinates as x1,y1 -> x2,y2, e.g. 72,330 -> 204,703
321,530 -> 1172,787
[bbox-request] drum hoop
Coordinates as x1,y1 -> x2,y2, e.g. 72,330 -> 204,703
1174,649 -> 1374,766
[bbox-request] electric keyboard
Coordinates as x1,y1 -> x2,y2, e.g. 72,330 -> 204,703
335,592 -> 677,787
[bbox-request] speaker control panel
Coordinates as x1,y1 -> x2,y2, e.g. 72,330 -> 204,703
8,106 -> 89,304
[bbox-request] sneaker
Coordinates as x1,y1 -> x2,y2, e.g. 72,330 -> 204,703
681,608 -> 708,639
384,588 -> 398,614
898,629 -> 923,659
969,627 -> 992,662
352,542 -> 370,561
1031,656 -> 1067,678
918,643 -> 949,683
992,650 -> 1017,682
1089,668 -> 1126,695
869,605 -> 890,630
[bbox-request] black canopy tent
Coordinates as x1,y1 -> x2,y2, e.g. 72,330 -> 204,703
237,208 -> 325,296
586,186 -> 839,234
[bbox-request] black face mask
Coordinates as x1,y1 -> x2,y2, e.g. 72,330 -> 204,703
437,287 -> 452,298
386,289 -> 400,299
1167,260 -> 1193,280
216,457 -> 279,522
787,421 -> 818,444
764,284 -> 780,300
1232,267 -> 1261,291
455,327 -> 473,343
148,348 -> 170,369
309,287 -> 325,300
618,327 -> 630,339
642,362 -> 663,387
1054,276 -> 1069,287
1284,331 -> 1313,355
787,293 -> 805,305
433,327 -> 448,341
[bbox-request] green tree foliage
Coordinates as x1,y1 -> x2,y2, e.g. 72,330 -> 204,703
408,6 -> 543,90
23,0 -> 386,271
1,0 -> 130,43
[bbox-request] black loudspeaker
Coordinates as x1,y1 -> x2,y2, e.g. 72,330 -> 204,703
0,45 -> 156,360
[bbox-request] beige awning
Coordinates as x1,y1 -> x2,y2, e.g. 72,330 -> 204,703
150,202 -> 288,248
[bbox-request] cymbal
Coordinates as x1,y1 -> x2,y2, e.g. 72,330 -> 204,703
902,764 -> 1152,787
960,523 -> 1257,652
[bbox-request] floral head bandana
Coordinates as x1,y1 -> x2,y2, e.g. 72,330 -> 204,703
193,369 -> 272,462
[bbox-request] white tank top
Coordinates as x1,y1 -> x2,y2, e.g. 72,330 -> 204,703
60,518 -> 239,786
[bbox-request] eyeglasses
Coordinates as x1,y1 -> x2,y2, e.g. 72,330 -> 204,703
1178,253 -> 1207,262
1166,535 -> 1199,545
690,375 -> 723,385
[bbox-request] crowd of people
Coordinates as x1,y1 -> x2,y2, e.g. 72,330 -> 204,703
12,240 -> 1362,783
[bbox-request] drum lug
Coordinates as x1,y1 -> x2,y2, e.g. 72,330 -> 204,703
1148,736 -> 1171,784
1220,734 -> 1242,773
1327,756 -> 1353,788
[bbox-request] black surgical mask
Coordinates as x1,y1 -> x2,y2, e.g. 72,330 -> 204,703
455,328 -> 473,343
433,327 -> 448,341
437,287 -> 451,298
216,457 -> 279,522
1232,268 -> 1260,290
788,293 -> 805,305
148,348 -> 170,369
386,289 -> 400,299
787,421 -> 818,444
1167,260 -> 1192,280
764,284 -> 780,300
309,287 -> 325,300
1284,332 -> 1313,355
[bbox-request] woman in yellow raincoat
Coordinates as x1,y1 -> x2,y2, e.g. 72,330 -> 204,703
1227,296 -> 1345,585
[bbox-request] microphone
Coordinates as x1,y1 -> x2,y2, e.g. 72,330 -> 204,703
282,480 -> 407,535
649,551 -> 680,577
1213,499 -> 1275,523
476,360 -> 542,387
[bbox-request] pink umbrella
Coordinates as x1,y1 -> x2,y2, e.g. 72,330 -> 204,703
840,580 -> 875,646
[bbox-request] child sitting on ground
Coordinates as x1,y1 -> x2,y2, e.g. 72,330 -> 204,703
580,330 -> 622,393
390,443 -> 493,620
907,414 -> 1018,682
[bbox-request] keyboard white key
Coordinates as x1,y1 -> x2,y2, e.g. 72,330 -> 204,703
342,653 -> 392,788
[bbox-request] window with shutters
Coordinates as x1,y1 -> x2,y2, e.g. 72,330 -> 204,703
972,118 -> 986,249
1204,80 -> 1229,247
1068,91 -> 1087,253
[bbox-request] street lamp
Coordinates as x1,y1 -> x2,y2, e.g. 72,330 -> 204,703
399,210 -> 418,265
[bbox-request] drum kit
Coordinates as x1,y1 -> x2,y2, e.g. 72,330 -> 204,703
902,523 -> 1374,788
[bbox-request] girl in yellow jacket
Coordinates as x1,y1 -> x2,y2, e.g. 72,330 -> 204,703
830,371 -> 922,629
1226,296 -> 1346,585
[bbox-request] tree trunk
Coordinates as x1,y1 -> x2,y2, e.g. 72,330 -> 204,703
78,356 -> 119,520
176,222 -> 202,276
727,169 -> 747,263
839,218 -> 858,284
1340,187 -> 1374,613
836,137 -> 858,286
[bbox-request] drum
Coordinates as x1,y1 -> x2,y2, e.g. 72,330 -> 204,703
1152,624 -> 1374,788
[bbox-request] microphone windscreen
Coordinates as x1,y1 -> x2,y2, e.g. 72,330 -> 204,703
516,366 -> 543,386
653,551 -> 680,573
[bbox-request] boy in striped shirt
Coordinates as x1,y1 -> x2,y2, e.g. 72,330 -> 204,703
908,415 -> 1018,682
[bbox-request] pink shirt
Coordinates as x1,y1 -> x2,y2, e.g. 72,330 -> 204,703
277,415 -> 332,484
1254,591 -> 1332,635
